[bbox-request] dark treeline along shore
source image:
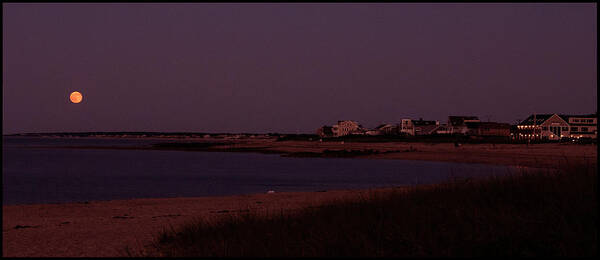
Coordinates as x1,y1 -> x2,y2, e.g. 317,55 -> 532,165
5,132 -> 267,137
134,162 -> 597,257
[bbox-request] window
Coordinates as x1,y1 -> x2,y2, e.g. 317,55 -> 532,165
587,119 -> 594,123
562,127 -> 568,131
582,127 -> 588,132
571,127 -> 578,132
542,127 -> 548,130
574,119 -> 580,122
549,126 -> 561,136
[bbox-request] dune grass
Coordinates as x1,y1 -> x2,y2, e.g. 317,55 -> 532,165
139,163 -> 597,257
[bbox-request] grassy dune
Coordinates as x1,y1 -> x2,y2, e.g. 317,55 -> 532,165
139,163 -> 597,257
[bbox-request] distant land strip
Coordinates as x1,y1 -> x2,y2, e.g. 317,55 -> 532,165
14,138 -> 597,170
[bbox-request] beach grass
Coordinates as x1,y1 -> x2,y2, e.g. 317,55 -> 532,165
140,163 -> 597,257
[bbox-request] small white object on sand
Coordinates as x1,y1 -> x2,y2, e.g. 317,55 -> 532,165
267,190 -> 275,194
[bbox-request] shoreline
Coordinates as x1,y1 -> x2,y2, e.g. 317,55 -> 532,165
20,137 -> 598,169
3,138 -> 597,257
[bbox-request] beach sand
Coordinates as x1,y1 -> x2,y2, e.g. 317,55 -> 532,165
3,188 -> 398,257
3,139 -> 596,257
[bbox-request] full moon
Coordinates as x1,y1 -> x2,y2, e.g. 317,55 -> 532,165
70,91 -> 83,103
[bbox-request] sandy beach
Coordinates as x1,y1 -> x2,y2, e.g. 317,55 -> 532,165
3,188 -> 399,257
3,139 -> 597,257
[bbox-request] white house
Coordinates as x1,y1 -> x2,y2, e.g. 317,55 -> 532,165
400,119 -> 414,135
331,120 -> 366,137
562,114 -> 597,139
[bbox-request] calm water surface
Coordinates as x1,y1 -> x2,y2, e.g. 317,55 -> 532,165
3,137 -> 517,205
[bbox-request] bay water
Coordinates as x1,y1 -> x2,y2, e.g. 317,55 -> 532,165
3,136 -> 517,205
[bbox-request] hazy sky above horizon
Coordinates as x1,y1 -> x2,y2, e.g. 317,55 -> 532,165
3,3 -> 597,134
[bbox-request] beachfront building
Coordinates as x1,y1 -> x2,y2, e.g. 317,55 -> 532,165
561,114 -> 597,139
516,114 -> 568,140
413,119 -> 440,136
448,116 -> 480,135
400,118 -> 440,136
331,120 -> 366,137
465,122 -> 511,137
516,113 -> 597,140
434,124 -> 452,135
372,124 -> 399,135
400,119 -> 415,135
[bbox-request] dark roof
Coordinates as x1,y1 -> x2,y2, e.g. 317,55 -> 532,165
465,122 -> 511,129
448,116 -> 479,126
519,113 -> 597,125
518,114 -> 554,125
375,124 -> 395,129
412,119 -> 437,126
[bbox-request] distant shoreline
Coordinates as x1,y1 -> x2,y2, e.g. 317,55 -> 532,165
5,135 -> 597,169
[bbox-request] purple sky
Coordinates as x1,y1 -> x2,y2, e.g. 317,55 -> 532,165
3,3 -> 597,134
